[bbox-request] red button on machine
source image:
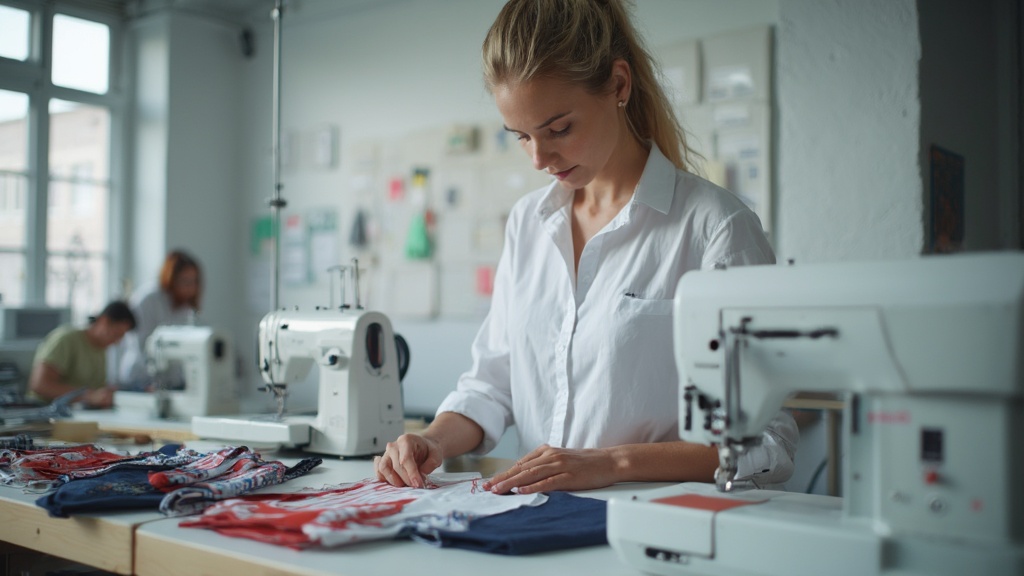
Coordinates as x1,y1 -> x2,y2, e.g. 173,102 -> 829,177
924,470 -> 940,485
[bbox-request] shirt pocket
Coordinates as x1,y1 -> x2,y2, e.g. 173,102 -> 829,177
607,295 -> 676,392
614,294 -> 674,316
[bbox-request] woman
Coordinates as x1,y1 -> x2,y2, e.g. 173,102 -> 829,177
376,0 -> 797,494
118,250 -> 202,388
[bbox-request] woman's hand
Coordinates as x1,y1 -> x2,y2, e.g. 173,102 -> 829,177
484,444 -> 623,495
374,434 -> 444,489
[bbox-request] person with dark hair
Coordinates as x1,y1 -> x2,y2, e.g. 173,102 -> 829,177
376,0 -> 797,494
118,249 -> 203,388
29,301 -> 137,408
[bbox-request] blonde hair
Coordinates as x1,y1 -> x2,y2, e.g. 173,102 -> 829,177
483,0 -> 696,172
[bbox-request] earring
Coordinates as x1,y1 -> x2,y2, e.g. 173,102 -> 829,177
617,101 -> 626,108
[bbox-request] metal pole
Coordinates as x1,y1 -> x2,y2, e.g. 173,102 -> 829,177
269,0 -> 287,310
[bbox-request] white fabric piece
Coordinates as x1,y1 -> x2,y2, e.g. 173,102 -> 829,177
299,473 -> 546,547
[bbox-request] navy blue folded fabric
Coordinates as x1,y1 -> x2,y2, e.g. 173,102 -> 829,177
36,466 -> 166,517
416,491 -> 607,555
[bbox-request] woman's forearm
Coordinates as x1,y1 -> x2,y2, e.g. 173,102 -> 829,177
605,440 -> 719,484
421,411 -> 486,460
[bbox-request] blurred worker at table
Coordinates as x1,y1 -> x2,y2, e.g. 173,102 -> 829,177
29,301 -> 136,408
117,249 -> 203,389
376,0 -> 797,494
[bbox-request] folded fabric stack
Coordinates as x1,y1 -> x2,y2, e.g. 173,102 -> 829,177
0,443 -> 321,518
0,443 -> 201,492
181,473 -> 547,549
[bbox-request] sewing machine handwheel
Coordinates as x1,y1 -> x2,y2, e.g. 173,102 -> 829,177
394,334 -> 410,381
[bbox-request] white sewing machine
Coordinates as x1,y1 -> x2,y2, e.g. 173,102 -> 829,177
192,263 -> 406,456
115,325 -> 238,419
608,252 -> 1024,576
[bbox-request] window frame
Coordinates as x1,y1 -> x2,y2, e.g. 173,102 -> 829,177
0,0 -> 126,313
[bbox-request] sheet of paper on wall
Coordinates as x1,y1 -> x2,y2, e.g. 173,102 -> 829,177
437,215 -> 475,262
473,216 -> 505,258
717,131 -> 767,228
283,214 -> 311,285
311,125 -> 338,169
679,103 -> 716,165
713,103 -> 753,130
379,262 -> 438,319
439,264 -> 483,319
482,162 -> 552,218
702,25 -> 772,103
658,39 -> 700,106
308,208 -> 339,278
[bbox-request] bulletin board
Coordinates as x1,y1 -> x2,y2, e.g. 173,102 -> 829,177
659,25 -> 775,234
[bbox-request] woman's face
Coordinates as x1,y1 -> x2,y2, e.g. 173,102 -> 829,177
173,266 -> 200,302
494,74 -> 623,191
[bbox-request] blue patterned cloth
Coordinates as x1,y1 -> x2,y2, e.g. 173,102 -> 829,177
412,491 -> 607,555
35,444 -> 181,517
34,445 -> 322,519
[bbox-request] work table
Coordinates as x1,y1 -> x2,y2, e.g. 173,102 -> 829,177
0,411 -> 667,575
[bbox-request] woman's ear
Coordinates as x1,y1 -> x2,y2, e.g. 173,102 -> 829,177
611,58 -> 632,103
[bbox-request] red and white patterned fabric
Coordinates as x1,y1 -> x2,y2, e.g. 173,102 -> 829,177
181,473 -> 546,549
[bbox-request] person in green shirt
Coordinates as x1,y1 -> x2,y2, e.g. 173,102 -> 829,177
29,301 -> 137,409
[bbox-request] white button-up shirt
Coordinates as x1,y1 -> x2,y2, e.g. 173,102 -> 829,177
437,145 -> 797,484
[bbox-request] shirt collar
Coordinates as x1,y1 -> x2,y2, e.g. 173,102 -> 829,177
534,142 -> 676,218
632,143 -> 675,215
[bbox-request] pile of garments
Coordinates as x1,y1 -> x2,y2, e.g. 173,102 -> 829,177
181,474 -> 609,554
0,442 -> 321,517
1,441 -> 610,555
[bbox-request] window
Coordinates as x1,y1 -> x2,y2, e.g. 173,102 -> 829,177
52,14 -> 111,94
0,5 -> 30,61
0,1 -> 124,324
0,89 -> 29,306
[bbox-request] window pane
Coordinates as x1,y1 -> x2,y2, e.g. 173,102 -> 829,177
47,180 -> 108,250
48,100 -> 110,181
0,252 -> 27,307
52,14 -> 110,94
0,5 -> 30,61
0,90 -> 29,172
0,90 -> 28,264
48,99 -> 109,320
46,253 -> 106,325
0,174 -> 28,250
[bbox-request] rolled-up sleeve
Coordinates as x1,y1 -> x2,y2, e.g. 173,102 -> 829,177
735,411 -> 799,486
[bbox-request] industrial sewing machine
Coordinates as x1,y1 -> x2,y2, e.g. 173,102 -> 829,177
115,325 -> 238,419
608,252 -> 1024,576
192,262 -> 408,456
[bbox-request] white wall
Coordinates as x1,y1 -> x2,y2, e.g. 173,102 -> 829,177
775,0 -> 922,263
165,12 -> 244,335
129,13 -> 170,285
127,7 -> 246,391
